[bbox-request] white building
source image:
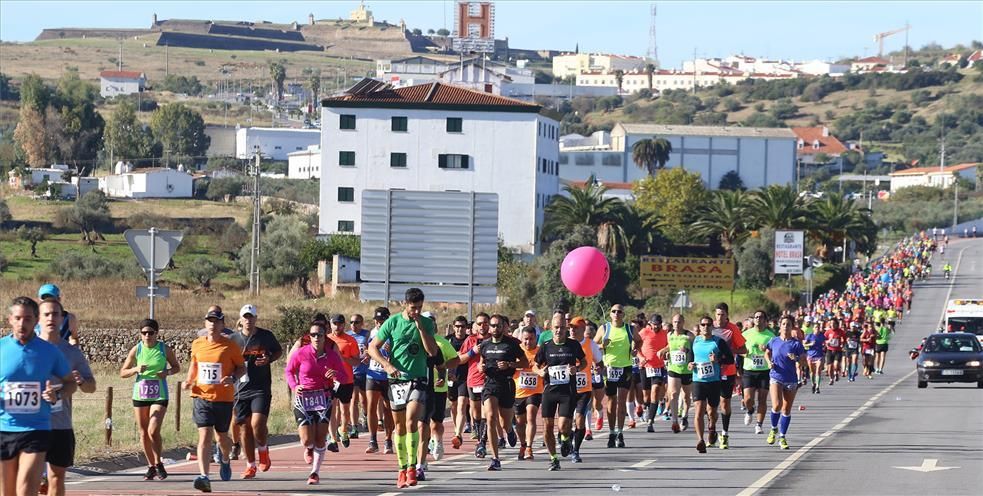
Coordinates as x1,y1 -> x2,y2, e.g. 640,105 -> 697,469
888,163 -> 979,192
795,60 -> 851,77
375,56 -> 456,85
99,70 -> 146,98
576,69 -> 797,95
319,79 -> 560,254
99,168 -> 194,198
235,127 -> 321,161
559,124 -> 798,190
7,164 -> 69,189
288,145 -> 322,179
552,53 -> 648,79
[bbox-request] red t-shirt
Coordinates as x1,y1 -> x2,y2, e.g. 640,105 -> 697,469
327,332 -> 359,384
638,326 -> 668,368
463,334 -> 486,387
713,322 -> 745,376
824,328 -> 846,351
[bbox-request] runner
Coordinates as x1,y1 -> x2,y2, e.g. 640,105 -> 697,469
327,314 -> 360,451
584,323 -> 605,438
710,303 -> 746,449
536,313 -> 585,471
366,288 -> 439,488
459,313 -> 490,456
765,316 -> 808,450
513,326 -> 542,461
365,307 -> 395,454
741,310 -> 775,435
690,315 -> 733,453
860,322 -> 878,378
824,318 -> 846,385
185,307 -> 246,493
37,299 -> 96,496
348,314 -> 370,437
35,284 -> 80,345
844,322 -> 862,382
284,323 -> 345,485
1,297 -> 73,496
519,310 -> 542,340
416,313 -> 459,480
447,316 -> 470,450
660,314 -> 694,433
120,318 -> 180,480
472,314 -> 525,470
803,321 -> 826,393
230,304 -> 282,478
874,319 -> 893,374
638,315 -> 669,433
595,304 -> 633,448
571,316 -> 602,462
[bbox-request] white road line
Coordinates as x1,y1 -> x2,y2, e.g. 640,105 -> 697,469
377,492 -> 403,496
457,471 -> 475,475
630,459 -> 657,468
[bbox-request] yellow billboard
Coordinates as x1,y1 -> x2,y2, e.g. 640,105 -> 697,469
639,256 -> 735,290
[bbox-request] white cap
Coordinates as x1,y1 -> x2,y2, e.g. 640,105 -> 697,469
804,316 -> 814,323
421,311 -> 435,320
240,304 -> 258,317
524,310 -> 536,316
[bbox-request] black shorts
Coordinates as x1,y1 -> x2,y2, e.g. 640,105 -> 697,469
469,386 -> 484,402
234,394 -> 272,424
481,380 -> 516,409
630,371 -> 642,388
46,429 -> 75,468
574,391 -> 593,417
592,378 -> 604,390
604,366 -> 632,396
132,399 -> 169,408
641,368 -> 667,389
292,389 -> 333,426
876,344 -> 890,353
742,370 -> 770,390
514,394 -> 542,412
427,392 -> 448,422
0,430 -> 50,461
353,374 -> 367,390
192,398 -> 234,433
447,381 -> 467,402
692,381 -> 721,408
845,347 -> 860,356
388,379 -> 428,413
335,383 -> 355,404
667,370 -> 693,386
366,377 -> 389,392
541,387 -> 576,419
719,376 -> 735,399
825,350 -> 844,363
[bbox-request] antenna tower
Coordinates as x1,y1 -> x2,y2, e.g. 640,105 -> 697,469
647,4 -> 659,67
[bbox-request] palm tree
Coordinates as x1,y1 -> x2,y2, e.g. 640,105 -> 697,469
691,190 -> 751,255
269,61 -> 286,103
804,195 -> 874,261
614,69 -> 625,93
645,63 -> 656,91
631,138 -> 672,175
542,175 -> 630,258
749,184 -> 807,230
619,202 -> 666,256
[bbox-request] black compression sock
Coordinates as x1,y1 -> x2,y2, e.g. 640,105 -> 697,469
721,412 -> 731,432
573,428 -> 586,451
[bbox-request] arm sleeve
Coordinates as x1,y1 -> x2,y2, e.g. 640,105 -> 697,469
284,353 -> 299,390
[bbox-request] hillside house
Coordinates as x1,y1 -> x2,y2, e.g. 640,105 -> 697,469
889,163 -> 979,192
99,168 -> 194,198
100,70 -> 146,98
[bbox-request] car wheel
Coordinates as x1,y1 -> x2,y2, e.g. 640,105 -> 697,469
917,380 -> 928,389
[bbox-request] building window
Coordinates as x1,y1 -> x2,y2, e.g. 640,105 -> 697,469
338,220 -> 355,232
390,152 -> 407,168
438,154 -> 470,169
340,114 -> 356,130
339,151 -> 355,166
446,117 -> 463,133
338,187 -> 355,202
391,116 -> 408,132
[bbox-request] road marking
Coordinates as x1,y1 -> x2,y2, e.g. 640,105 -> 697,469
377,492 -> 403,496
630,459 -> 657,468
894,458 -> 959,472
457,471 -> 475,475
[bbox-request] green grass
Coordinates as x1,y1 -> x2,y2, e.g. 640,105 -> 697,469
0,233 -> 133,281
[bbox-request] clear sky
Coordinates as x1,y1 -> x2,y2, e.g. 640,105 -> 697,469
1,1 -> 981,68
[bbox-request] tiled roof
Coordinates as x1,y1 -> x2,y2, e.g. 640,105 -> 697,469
565,179 -> 633,191
100,70 -> 144,79
889,163 -> 980,176
325,79 -> 537,108
968,50 -> 983,62
791,127 -> 847,155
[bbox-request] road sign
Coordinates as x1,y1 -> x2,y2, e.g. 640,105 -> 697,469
894,458 -> 959,472
672,290 -> 693,309
639,256 -> 735,290
136,286 -> 170,299
803,267 -> 813,281
125,229 -> 183,271
774,230 -> 804,275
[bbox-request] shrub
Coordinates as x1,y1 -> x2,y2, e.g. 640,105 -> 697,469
126,211 -> 173,230
219,222 -> 249,258
179,256 -> 222,288
273,305 -> 320,345
47,251 -> 142,280
0,252 -> 7,272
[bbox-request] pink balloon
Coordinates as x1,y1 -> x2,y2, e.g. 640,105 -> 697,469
561,246 -> 610,297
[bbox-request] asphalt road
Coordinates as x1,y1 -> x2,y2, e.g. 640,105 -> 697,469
65,240 -> 983,495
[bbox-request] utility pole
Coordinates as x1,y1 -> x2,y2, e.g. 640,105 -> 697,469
953,180 -> 959,229
164,43 -> 169,77
118,37 -> 123,71
249,149 -> 262,296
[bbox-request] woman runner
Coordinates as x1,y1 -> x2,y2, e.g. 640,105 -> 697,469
764,316 -> 808,450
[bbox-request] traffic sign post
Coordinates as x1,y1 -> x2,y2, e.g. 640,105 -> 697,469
672,290 -> 693,316
125,228 -> 183,319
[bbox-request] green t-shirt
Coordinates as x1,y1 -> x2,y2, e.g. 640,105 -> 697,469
602,323 -> 632,368
667,333 -> 693,375
742,327 -> 776,372
432,334 -> 457,393
537,330 -> 553,346
375,313 -> 436,380
876,325 -> 892,345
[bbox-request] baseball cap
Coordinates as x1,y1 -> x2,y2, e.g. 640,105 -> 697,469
38,284 -> 61,300
804,316 -> 814,323
422,311 -> 435,321
570,316 -> 587,327
205,309 -> 225,321
330,313 -> 345,324
524,310 -> 536,317
239,304 -> 257,318
374,307 -> 391,321
649,314 -> 663,324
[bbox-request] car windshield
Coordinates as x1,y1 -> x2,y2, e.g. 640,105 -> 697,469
946,317 -> 983,335
924,336 -> 982,353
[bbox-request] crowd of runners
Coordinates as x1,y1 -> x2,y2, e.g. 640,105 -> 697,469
0,233 -> 942,492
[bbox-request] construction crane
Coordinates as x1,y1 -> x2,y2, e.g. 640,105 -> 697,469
874,23 -> 910,58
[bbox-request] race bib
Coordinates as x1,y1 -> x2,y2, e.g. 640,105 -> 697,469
829,338 -> 841,347
471,385 -> 484,394
671,351 -> 687,365
548,365 -> 570,384
299,389 -> 328,411
847,339 -> 859,349
197,362 -> 221,385
864,348 -> 875,356
390,382 -> 412,407
632,356 -> 641,369
369,360 -> 385,372
592,372 -> 602,383
576,372 -> 588,390
694,362 -> 715,380
518,372 -> 539,390
138,380 -> 161,400
645,367 -> 663,378
3,382 -> 41,414
750,355 -> 766,369
607,367 -> 623,381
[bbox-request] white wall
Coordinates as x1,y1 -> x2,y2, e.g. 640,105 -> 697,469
236,128 -> 321,161
288,148 -> 322,179
100,78 -> 143,98
100,170 -> 193,198
319,106 -> 559,254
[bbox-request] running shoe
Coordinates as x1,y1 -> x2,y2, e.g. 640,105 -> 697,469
406,466 -> 418,486
548,456 -> 561,471
696,440 -> 707,453
434,441 -> 445,460
671,422 -> 680,433
635,404 -> 644,417
397,469 -> 408,489
470,430 -> 479,440
340,429 -> 351,448
828,379 -> 834,386
231,442 -> 241,460
681,417 -> 689,430
571,451 -> 583,463
755,424 -> 763,435
744,412 -> 752,426
498,437 -> 506,449
307,472 -> 319,485
627,419 -> 637,429
526,450 -> 535,460
720,434 -> 729,449
779,437 -> 790,450
617,432 -> 626,448
560,435 -> 572,457
144,466 -> 157,481
594,415 -> 604,431
664,410 -> 672,421
241,465 -> 257,479
384,439 -> 394,454
327,442 -> 339,453
258,448 -> 271,472
518,446 -> 527,460
155,462 -> 168,480
507,429 -> 518,448
815,387 -> 821,394
219,461 -> 232,482
39,476 -> 48,495
475,442 -> 487,458
656,402 -> 664,417
811,384 -> 817,394
193,475 -> 212,493
305,447 -> 314,464
366,440 -> 379,454
451,435 -> 463,449
350,427 -> 359,439
585,429 -> 593,441
647,422 -> 655,433
708,429 -> 718,446
212,444 -> 221,464
464,422 -> 472,433
488,458 -> 502,471
417,467 -> 427,481
767,428 -> 778,445
607,432 -> 617,448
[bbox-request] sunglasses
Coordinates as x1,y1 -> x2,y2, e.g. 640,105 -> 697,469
489,323 -> 502,328
454,324 -> 465,328
141,330 -> 157,336
700,323 -> 711,326
309,333 -> 325,338
350,320 -> 362,324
